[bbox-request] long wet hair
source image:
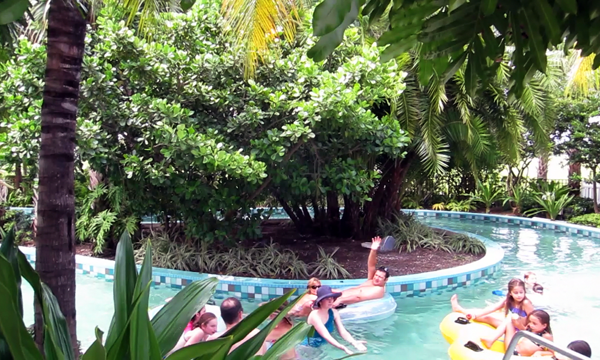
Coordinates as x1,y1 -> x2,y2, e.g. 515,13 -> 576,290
505,278 -> 528,315
192,312 -> 217,330
527,309 -> 552,334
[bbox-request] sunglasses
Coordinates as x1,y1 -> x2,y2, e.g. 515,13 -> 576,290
309,285 -> 321,290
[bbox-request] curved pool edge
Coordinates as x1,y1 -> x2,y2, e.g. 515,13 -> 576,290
17,216 -> 506,301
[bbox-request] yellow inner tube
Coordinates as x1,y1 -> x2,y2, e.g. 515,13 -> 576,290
448,330 -> 532,360
440,312 -> 505,353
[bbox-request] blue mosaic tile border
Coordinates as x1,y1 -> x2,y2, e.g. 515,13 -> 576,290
18,219 -> 504,301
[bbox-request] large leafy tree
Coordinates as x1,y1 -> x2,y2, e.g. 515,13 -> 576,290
309,0 -> 600,97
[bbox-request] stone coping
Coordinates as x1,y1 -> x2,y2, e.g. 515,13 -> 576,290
17,211 -> 509,300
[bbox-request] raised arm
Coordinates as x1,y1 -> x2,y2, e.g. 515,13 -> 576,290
332,310 -> 367,352
367,236 -> 381,280
307,312 -> 353,355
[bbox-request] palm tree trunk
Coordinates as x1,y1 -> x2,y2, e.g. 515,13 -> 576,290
35,0 -> 86,355
537,153 -> 549,179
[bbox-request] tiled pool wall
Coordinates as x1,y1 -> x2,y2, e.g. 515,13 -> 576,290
17,211 -> 510,301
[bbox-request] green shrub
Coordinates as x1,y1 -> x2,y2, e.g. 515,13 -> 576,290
135,231 -> 325,279
311,247 -> 351,279
568,213 -> 600,228
377,212 -> 485,255
563,197 -> 596,219
0,209 -> 33,244
444,233 -> 486,255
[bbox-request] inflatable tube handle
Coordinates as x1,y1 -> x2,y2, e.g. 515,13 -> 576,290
454,317 -> 470,325
464,341 -> 484,352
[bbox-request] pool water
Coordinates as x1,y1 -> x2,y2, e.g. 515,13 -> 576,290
22,217 -> 600,359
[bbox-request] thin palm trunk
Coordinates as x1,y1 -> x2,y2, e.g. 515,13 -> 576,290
34,0 -> 86,355
537,153 -> 549,179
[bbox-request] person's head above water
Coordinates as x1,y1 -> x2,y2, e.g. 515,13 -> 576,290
306,277 -> 321,296
193,312 -> 218,335
567,340 -> 592,357
524,271 -> 537,284
312,285 -> 342,310
505,278 -> 527,314
373,266 -> 390,286
532,283 -> 544,295
220,297 -> 243,325
527,309 -> 552,334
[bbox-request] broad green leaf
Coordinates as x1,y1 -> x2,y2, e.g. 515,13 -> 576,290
521,10 -> 547,72
531,0 -> 561,44
166,336 -> 234,360
0,257 -> 43,360
41,283 -> 73,360
555,0 -> 577,14
259,323 -> 313,360
422,2 -> 478,33
312,0 -> 351,36
480,0 -> 498,16
180,0 -> 195,11
105,232 -> 138,352
367,0 -> 390,25
43,322 -> 66,360
18,251 -> 75,360
106,281 -> 153,360
442,51 -> 468,82
130,242 -> 156,360
449,0 -> 466,12
151,278 -> 218,356
82,328 -> 106,360
0,227 -> 22,316
464,56 -> 476,97
308,0 -> 359,61
593,53 -> 600,70
377,23 -> 421,46
380,36 -> 417,62
0,0 -> 29,25
227,290 -> 299,359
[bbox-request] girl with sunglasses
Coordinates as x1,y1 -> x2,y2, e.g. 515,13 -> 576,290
289,277 -> 321,317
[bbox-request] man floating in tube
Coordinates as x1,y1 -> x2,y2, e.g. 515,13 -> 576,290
333,236 -> 389,307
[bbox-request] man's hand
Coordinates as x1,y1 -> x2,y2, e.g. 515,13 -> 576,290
371,236 -> 382,250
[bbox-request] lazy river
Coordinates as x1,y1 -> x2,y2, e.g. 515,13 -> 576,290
22,214 -> 600,359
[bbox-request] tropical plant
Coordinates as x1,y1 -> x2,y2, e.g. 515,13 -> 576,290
311,247 -> 351,279
135,231 -> 312,279
76,183 -> 139,254
503,184 -> 528,215
0,227 -> 315,359
524,182 -> 574,220
445,199 -> 476,213
377,212 -> 456,253
432,203 -> 446,211
568,213 -> 600,228
0,226 -> 76,360
468,180 -> 504,213
445,233 -> 485,256
309,0 -> 600,98
219,0 -> 303,78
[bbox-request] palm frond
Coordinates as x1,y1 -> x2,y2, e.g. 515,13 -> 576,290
565,53 -> 598,97
396,70 -> 420,138
418,78 -> 449,174
221,0 -> 300,78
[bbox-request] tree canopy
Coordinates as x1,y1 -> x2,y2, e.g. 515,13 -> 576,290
309,0 -> 600,97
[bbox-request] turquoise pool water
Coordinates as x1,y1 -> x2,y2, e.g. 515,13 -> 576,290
22,217 -> 600,359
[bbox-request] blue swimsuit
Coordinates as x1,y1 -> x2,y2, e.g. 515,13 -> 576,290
302,309 -> 335,347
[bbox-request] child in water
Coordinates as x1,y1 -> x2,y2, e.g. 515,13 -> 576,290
524,271 -> 544,295
482,309 -> 553,354
451,278 -> 535,330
